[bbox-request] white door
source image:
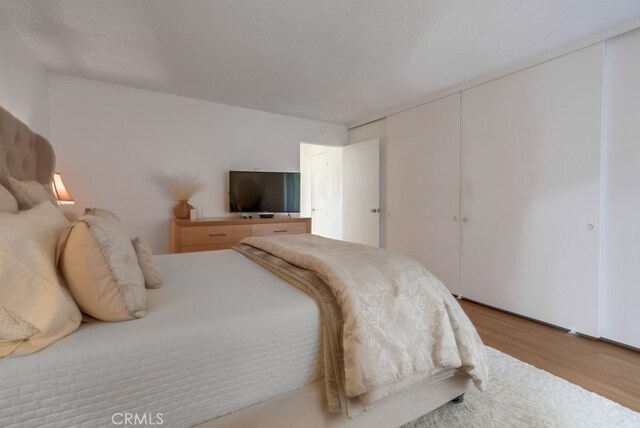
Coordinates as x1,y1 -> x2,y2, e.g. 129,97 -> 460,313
342,139 -> 380,246
311,152 -> 330,237
386,94 -> 461,294
600,29 -> 640,348
460,44 -> 603,336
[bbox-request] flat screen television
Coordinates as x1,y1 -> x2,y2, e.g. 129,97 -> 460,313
229,171 -> 300,213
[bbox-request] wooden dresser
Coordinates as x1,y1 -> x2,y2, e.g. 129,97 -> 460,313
169,217 -> 312,253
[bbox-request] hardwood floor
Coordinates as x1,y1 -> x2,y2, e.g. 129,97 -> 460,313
459,299 -> 640,413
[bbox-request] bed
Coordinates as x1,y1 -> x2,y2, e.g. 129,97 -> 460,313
0,104 -> 479,428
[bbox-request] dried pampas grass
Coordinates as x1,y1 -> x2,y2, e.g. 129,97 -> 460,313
169,173 -> 204,201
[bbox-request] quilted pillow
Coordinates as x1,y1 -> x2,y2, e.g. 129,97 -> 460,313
6,177 -> 56,210
0,184 -> 18,213
132,237 -> 164,289
0,306 -> 39,341
0,202 -> 81,357
84,207 -> 121,224
58,213 -> 146,322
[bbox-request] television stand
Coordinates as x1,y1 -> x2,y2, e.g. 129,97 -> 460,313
169,216 -> 312,253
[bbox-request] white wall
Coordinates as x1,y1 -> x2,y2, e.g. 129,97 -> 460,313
300,143 -> 342,239
348,119 -> 387,246
0,13 -> 48,135
49,74 -> 347,253
600,28 -> 640,348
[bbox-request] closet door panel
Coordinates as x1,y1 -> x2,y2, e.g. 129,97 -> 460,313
460,44 -> 603,336
387,94 -> 461,294
600,29 -> 640,348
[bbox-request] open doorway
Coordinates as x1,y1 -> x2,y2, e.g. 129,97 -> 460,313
300,143 -> 342,239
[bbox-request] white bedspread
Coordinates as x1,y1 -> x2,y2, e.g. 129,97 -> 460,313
0,250 -> 323,428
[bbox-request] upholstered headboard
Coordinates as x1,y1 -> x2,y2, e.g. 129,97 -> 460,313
0,104 -> 55,186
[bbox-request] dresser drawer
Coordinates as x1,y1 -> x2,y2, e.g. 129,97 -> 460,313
251,222 -> 308,237
180,224 -> 251,246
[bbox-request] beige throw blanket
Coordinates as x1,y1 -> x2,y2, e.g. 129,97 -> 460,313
234,234 -> 487,415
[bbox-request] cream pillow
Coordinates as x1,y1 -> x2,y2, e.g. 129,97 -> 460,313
6,177 -> 56,210
58,214 -> 146,321
132,237 -> 164,289
0,202 -> 82,357
0,184 -> 18,213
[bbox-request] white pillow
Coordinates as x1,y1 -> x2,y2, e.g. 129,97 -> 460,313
132,237 -> 164,289
0,202 -> 82,357
6,177 -> 56,210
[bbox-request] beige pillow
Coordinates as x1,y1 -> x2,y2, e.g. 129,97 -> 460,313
58,214 -> 146,321
132,237 -> 164,289
0,202 -> 81,357
0,184 -> 18,213
6,177 -> 56,210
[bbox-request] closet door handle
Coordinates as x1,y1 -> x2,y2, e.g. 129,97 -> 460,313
462,217 -> 468,223
209,233 -> 227,237
274,229 -> 288,233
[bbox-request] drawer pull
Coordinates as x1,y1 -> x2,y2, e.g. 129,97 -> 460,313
274,229 -> 288,233
209,233 -> 227,237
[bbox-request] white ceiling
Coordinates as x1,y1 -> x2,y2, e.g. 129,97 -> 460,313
1,1 -> 640,125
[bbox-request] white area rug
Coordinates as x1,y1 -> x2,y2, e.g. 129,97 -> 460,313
405,347 -> 640,428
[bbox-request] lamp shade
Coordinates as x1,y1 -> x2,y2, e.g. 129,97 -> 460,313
51,172 -> 74,205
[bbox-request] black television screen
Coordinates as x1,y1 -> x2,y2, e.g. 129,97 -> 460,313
229,171 -> 300,213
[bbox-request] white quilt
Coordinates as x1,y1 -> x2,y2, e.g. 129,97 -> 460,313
0,250 -> 322,428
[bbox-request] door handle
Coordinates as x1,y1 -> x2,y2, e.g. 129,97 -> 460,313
370,208 -> 381,213
273,230 -> 288,233
209,233 -> 227,237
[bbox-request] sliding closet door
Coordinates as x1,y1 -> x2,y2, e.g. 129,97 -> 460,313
460,44 -> 603,336
600,29 -> 640,348
387,94 -> 461,294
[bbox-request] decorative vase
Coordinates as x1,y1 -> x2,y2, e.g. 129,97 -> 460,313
173,200 -> 193,219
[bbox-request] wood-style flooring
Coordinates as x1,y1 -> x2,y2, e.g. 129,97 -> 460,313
459,299 -> 640,413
